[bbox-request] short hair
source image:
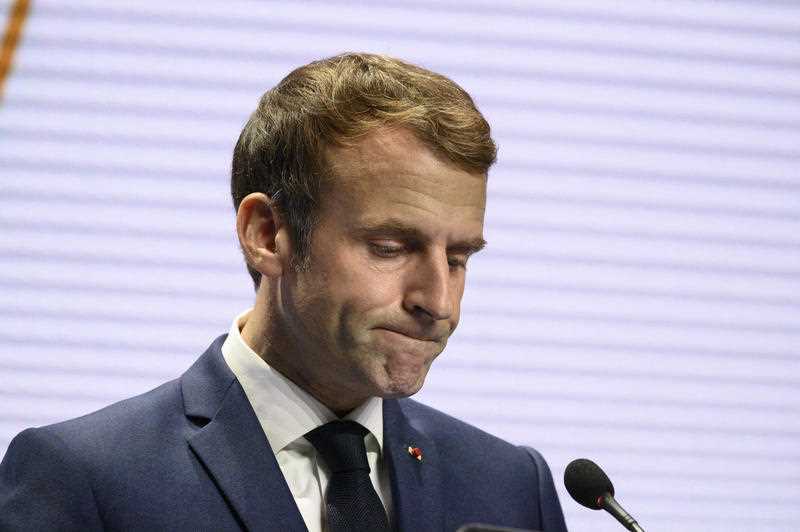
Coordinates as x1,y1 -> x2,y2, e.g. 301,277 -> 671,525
231,52 -> 497,290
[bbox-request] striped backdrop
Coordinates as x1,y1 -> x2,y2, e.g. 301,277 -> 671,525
1,1 -> 798,530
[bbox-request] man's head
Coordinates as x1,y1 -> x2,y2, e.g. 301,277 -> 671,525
232,53 -> 496,286
232,53 -> 496,413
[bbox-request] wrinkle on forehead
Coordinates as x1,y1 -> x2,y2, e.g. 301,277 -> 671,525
384,194 -> 484,219
324,127 -> 483,188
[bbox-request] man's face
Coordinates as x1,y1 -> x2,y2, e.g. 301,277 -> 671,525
272,127 -> 487,410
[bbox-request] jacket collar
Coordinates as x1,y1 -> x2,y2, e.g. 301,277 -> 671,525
181,335 -> 307,532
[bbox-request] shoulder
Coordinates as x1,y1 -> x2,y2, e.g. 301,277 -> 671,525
5,377 -> 185,477
10,334 -> 232,461
394,398 -> 568,531
45,378 -> 182,448
396,398 -> 547,483
398,398 -> 529,457
0,380 -> 183,531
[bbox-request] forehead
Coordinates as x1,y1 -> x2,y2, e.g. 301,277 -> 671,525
322,128 -> 487,237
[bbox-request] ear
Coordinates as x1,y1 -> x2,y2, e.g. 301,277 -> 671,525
236,192 -> 292,279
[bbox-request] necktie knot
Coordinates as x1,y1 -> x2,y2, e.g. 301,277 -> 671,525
305,420 -> 371,474
305,420 -> 390,531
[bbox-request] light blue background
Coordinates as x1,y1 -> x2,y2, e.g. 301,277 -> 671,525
1,1 -> 799,530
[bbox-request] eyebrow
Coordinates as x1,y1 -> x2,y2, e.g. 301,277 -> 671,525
353,219 -> 487,255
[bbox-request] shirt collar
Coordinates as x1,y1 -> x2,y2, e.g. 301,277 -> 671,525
221,309 -> 384,455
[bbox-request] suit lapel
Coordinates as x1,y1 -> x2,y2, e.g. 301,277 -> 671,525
182,337 -> 307,532
383,399 -> 443,532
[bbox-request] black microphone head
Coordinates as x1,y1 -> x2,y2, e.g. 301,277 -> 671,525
564,458 -> 615,510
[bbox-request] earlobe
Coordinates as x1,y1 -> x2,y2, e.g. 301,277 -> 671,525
236,192 -> 287,278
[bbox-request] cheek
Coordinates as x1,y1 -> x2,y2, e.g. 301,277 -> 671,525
336,254 -> 406,306
305,244 -> 408,323
299,272 -> 396,331
339,275 -> 403,327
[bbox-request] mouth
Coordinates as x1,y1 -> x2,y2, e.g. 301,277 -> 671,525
376,327 -> 443,343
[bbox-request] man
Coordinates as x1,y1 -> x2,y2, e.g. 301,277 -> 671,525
0,53 -> 567,531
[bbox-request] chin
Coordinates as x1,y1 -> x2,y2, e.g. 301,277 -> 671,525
381,380 -> 424,398
375,363 -> 431,398
358,339 -> 439,398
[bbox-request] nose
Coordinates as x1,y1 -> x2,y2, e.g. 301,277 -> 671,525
403,251 -> 454,321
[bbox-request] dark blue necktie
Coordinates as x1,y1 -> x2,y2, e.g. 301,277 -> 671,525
305,420 -> 391,532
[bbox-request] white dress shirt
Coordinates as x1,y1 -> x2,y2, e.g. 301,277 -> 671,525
221,310 -> 393,532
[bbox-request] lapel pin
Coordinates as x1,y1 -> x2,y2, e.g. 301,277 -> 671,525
407,446 -> 423,461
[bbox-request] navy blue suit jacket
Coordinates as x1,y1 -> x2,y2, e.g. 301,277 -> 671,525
1,336 -> 567,531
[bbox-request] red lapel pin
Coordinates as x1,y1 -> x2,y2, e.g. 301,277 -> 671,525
407,446 -> 423,461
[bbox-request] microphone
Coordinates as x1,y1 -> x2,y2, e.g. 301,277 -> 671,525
564,458 -> 645,532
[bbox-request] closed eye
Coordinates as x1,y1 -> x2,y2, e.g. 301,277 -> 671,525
447,256 -> 468,270
369,242 -> 404,257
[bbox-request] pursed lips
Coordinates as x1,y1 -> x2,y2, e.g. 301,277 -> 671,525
376,327 -> 445,343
